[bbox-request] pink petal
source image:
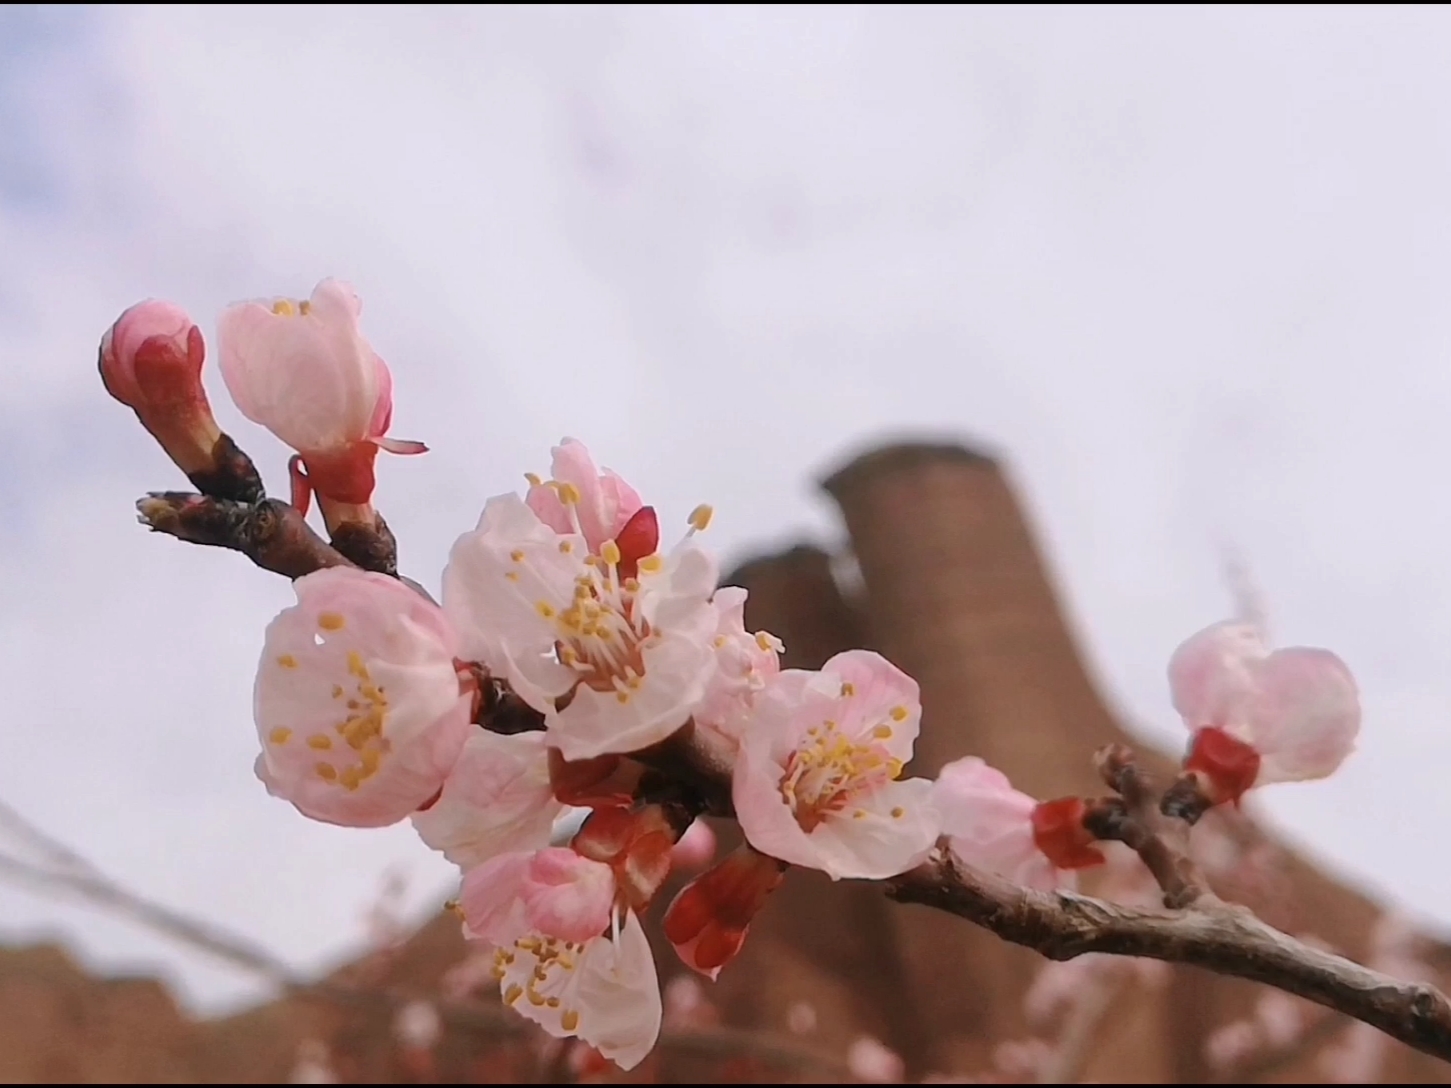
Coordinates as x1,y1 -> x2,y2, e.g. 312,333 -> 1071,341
411,730 -> 562,869
521,849 -> 616,944
1167,621 -> 1267,730
459,851 -> 534,945
217,278 -> 379,454
933,757 -> 1067,890
1248,647 -> 1361,784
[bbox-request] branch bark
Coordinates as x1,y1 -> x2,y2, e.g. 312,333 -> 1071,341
888,855 -> 1451,1065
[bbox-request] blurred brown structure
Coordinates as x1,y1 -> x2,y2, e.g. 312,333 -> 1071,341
3,440 -> 1449,1083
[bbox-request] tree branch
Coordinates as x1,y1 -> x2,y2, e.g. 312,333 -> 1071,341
137,492 -> 353,579
888,854 -> 1451,1065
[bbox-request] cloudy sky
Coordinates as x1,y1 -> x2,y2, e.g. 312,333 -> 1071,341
5,5 -> 1451,1012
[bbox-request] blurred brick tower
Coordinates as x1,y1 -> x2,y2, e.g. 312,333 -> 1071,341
3,441 -> 1449,1083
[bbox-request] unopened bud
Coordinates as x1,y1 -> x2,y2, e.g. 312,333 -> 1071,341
101,301 -> 222,476
101,300 -> 262,502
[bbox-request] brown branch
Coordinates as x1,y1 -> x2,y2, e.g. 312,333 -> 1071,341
888,854 -> 1451,1066
137,492 -> 353,579
1082,745 -> 1209,909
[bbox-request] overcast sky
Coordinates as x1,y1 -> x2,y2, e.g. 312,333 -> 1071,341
5,5 -> 1451,1013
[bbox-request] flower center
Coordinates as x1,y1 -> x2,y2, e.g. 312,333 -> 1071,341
778,720 -> 903,832
532,542 -> 661,706
494,933 -> 585,1030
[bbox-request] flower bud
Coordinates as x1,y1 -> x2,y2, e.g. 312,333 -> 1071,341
99,300 -> 223,477
218,279 -> 426,511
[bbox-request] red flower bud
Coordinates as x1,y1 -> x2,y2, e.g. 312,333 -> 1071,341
99,300 -> 222,476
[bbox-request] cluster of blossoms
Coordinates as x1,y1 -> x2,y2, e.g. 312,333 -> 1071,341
100,281 -> 1366,1070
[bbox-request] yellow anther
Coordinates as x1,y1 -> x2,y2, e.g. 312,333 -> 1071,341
546,996 -> 560,1008
347,651 -> 368,678
890,706 -> 909,722
270,299 -> 297,316
638,555 -> 663,574
557,482 -> 582,505
873,725 -> 893,740
623,577 -> 640,592
298,299 -> 312,315
510,549 -> 525,562
615,691 -> 629,704
853,809 -> 867,819
505,571 -> 519,582
315,762 -> 337,781
688,503 -> 714,532
536,601 -> 556,619
525,472 -> 543,487
840,682 -> 855,697
331,684 -> 344,699
527,987 -> 547,1007
891,806 -> 905,819
268,727 -> 293,745
317,612 -> 345,631
504,983 -> 523,1006
561,1009 -> 580,1032
559,540 -> 574,554
713,635 -> 728,648
276,653 -> 298,669
307,734 -> 332,750
601,539 -> 621,566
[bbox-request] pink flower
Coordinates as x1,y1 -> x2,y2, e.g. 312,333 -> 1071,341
460,848 -> 616,946
254,567 -> 471,827
491,910 -> 662,1071
99,300 -> 222,475
525,438 -> 650,563
217,279 -> 425,507
1168,620 -> 1361,805
412,730 -> 563,869
442,492 -> 718,761
733,651 -> 940,880
694,586 -> 783,750
932,757 -> 1102,891
663,844 -> 784,980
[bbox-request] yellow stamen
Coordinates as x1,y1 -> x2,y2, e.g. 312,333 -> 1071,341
688,503 -> 714,532
276,653 -> 298,669
268,727 -> 292,745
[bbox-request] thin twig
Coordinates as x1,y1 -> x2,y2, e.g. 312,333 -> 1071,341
889,855 -> 1451,1065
